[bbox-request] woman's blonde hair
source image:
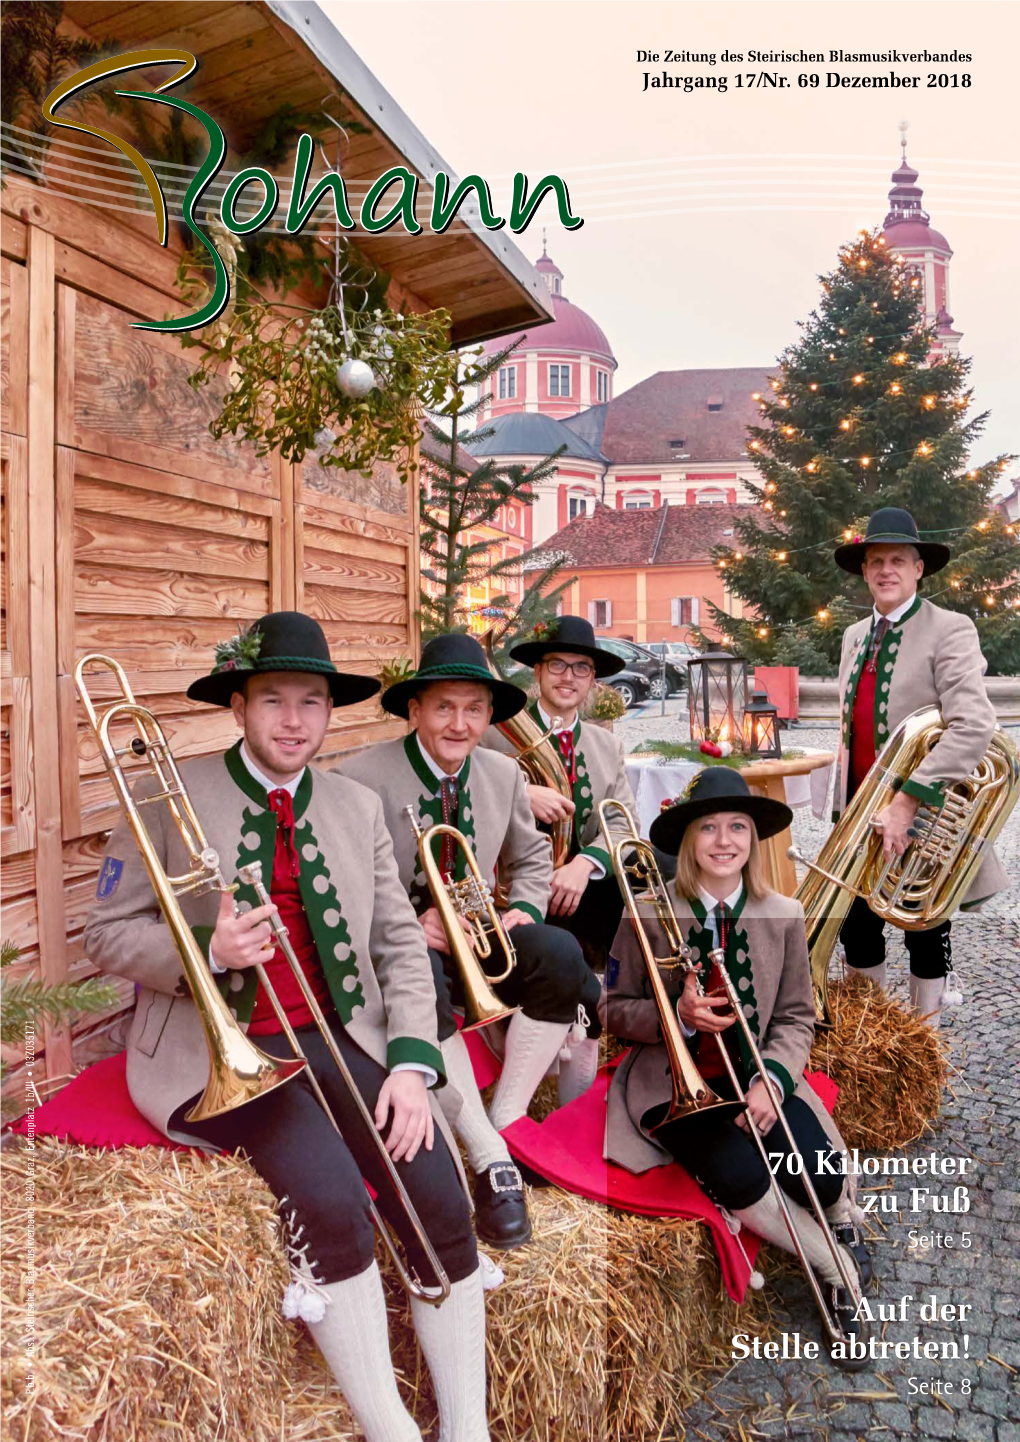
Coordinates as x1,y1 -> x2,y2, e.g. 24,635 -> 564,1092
673,811 -> 770,902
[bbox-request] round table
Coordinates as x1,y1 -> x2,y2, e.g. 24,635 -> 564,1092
624,750 -> 835,896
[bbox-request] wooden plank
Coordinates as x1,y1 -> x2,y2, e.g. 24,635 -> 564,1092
78,1 -> 236,43
73,450 -> 276,519
7,675 -> 36,856
2,182 -> 176,293
304,584 -> 407,626
301,521 -> 406,566
27,224 -> 72,1080
1,257 -> 29,437
407,435 -> 422,666
300,499 -> 413,547
55,284 -> 76,447
274,453 -> 291,610
58,673 -> 83,842
67,291 -> 275,494
72,615 -> 255,671
75,706 -> 241,781
56,243 -> 186,321
73,510 -> 270,580
300,545 -> 406,593
73,564 -> 268,619
302,457 -> 411,523
55,446 -> 75,675
4,436 -> 31,676
0,214 -> 27,262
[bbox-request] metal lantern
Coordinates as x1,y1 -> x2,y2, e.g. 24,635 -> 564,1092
742,689 -> 783,760
687,652 -> 749,748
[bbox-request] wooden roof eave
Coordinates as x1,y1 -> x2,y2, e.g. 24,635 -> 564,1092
258,1 -> 555,344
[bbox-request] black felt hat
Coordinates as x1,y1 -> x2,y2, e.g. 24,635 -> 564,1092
649,766 -> 793,855
380,633 -> 527,724
186,612 -> 381,708
833,507 -> 950,576
509,614 -> 625,678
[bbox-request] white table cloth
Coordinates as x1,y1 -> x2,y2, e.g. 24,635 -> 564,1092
624,750 -> 834,840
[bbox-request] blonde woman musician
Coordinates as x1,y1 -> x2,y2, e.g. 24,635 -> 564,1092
602,768 -> 871,1343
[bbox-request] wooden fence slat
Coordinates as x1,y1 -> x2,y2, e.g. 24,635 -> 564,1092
73,450 -> 277,518
73,511 -> 271,580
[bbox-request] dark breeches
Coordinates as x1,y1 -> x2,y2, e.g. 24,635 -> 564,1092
430,921 -> 602,1042
651,1074 -> 846,1213
172,1020 -> 477,1286
839,895 -> 952,978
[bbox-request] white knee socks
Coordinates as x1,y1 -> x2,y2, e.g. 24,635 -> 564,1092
305,1262 -> 421,1441
845,960 -> 888,992
733,1189 -> 856,1288
439,1033 -> 513,1173
557,1036 -> 600,1106
909,974 -> 947,1028
411,1268 -> 490,1442
487,1014 -> 570,1132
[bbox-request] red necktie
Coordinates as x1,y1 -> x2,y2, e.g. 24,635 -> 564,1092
439,776 -> 459,881
267,788 -> 300,879
557,730 -> 577,785
866,616 -> 890,673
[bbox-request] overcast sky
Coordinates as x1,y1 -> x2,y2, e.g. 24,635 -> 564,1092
322,0 -> 1019,476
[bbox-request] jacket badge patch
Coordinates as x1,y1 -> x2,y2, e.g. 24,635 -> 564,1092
96,856 -> 124,899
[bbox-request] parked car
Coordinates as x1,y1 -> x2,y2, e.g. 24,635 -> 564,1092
595,635 -> 685,704
645,640 -> 699,667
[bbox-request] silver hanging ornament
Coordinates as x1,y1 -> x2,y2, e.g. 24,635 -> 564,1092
335,358 -> 376,398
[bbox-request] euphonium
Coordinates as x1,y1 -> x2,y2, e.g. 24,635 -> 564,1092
598,799 -> 744,1128
791,705 -> 1020,1025
479,629 -> 573,869
406,807 -> 519,1032
77,653 -> 451,1304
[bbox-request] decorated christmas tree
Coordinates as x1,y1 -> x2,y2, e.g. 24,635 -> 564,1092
705,230 -> 1018,675
420,339 -> 569,641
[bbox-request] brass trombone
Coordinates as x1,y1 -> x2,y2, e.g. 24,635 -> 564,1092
77,653 -> 450,1305
406,807 -> 519,1032
598,798 -> 743,1127
598,798 -> 867,1365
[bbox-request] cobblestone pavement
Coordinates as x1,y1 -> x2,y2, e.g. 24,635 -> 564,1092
615,700 -> 1020,1441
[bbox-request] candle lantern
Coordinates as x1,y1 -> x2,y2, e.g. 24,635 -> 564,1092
742,689 -> 783,760
687,652 -> 749,748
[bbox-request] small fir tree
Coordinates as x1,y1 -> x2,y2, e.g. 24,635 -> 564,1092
705,230 -> 1018,675
419,339 -> 569,640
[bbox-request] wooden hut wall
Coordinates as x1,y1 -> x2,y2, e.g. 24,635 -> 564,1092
0,181 -> 425,1110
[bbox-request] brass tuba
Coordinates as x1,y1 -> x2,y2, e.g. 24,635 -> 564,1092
479,629 -> 573,869
598,799 -> 744,1128
77,654 -> 451,1304
792,705 -> 1020,1024
406,807 -> 519,1031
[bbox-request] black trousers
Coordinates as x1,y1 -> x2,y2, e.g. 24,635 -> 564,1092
430,921 -> 602,1044
650,1073 -> 846,1213
172,1018 -> 477,1287
547,872 -> 625,974
838,895 -> 952,979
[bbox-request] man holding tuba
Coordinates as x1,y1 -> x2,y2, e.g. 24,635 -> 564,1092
340,633 -> 602,1247
832,508 -> 1007,1025
484,615 -> 638,1099
83,613 -> 491,1442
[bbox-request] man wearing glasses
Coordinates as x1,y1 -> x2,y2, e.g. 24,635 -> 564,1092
487,617 -> 638,1104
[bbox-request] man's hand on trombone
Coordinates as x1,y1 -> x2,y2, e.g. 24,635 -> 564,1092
210,889 -> 278,969
375,1071 -> 434,1163
735,1076 -> 780,1136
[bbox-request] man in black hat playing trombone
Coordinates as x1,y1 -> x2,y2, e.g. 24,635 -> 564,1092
832,508 -> 1007,1025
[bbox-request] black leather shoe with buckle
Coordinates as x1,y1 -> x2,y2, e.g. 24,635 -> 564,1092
472,1162 -> 532,1249
832,1221 -> 873,1288
828,1282 -> 872,1371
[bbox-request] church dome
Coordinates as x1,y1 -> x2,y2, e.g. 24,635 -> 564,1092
882,131 -> 952,254
482,249 -> 616,365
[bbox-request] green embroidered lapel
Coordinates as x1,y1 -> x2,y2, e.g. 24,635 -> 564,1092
404,733 -> 475,909
221,746 -> 365,1025
688,892 -> 759,1075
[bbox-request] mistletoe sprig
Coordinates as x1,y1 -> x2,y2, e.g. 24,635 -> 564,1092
177,264 -> 459,482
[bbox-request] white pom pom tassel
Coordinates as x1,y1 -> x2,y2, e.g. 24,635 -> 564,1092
282,1278 -> 328,1323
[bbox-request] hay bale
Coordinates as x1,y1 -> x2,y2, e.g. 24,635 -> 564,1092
810,976 -> 949,1152
2,1137 -> 771,1442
